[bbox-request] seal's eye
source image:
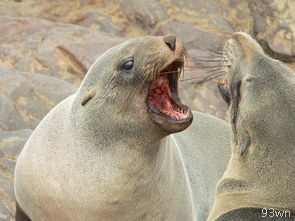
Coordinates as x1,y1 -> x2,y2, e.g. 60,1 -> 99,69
119,58 -> 134,71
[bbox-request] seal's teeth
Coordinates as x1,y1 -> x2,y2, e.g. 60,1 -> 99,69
171,104 -> 183,114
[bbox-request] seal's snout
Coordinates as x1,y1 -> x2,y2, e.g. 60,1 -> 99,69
218,32 -> 264,107
164,35 -> 176,51
145,35 -> 192,132
147,61 -> 189,121
232,32 -> 264,57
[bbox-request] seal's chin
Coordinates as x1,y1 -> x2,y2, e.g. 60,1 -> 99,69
146,61 -> 193,132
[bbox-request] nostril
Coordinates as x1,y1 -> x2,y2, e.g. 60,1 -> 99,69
164,35 -> 176,51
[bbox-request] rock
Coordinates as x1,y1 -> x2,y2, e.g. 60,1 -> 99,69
250,0 -> 295,60
0,0 -> 294,120
0,15 -> 228,119
0,1 -> 124,36
0,0 -> 294,220
0,16 -> 124,86
0,0 -> 250,50
0,68 -> 77,131
119,0 -> 250,50
0,0 -> 293,57
0,129 -> 32,221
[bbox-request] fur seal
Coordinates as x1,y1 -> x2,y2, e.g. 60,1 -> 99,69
208,32 -> 295,220
14,35 -> 231,221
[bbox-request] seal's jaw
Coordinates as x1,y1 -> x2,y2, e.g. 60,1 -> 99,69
146,61 -> 193,132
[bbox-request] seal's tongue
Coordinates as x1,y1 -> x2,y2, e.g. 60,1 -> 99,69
147,73 -> 189,120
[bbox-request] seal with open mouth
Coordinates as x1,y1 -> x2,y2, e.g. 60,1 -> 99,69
208,32 -> 295,221
13,35 -> 232,221
147,60 -> 191,131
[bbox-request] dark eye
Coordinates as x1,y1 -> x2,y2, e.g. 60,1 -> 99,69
119,58 -> 134,71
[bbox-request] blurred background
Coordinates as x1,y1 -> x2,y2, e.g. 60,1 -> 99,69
0,0 -> 294,220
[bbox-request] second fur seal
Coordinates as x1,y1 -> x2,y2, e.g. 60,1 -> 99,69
14,35 -> 231,221
208,32 -> 295,221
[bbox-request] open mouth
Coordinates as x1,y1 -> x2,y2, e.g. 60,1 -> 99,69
146,61 -> 192,124
218,79 -> 231,106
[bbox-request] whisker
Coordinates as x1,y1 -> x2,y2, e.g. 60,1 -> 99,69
182,46 -> 188,59
182,68 -> 224,74
184,68 -> 202,71
180,65 -> 185,80
152,68 -> 158,82
158,67 -> 226,75
210,51 -> 224,55
184,65 -> 203,68
180,70 -> 224,82
194,65 -> 228,69
187,55 -> 223,59
187,58 -> 224,62
180,74 -> 216,82
148,69 -> 196,75
184,65 -> 225,69
192,73 -> 224,85
186,57 -> 223,62
159,70 -> 180,74
202,67 -> 225,73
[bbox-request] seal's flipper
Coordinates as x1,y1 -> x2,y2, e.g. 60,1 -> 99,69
15,201 -> 31,221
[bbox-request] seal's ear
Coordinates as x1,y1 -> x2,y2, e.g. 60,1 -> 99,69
82,90 -> 96,106
241,135 -> 251,156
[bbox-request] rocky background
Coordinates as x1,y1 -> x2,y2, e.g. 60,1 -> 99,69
0,0 -> 294,220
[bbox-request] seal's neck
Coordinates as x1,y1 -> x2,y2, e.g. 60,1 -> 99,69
70,124 -> 193,220
208,139 -> 295,221
68,98 -> 193,219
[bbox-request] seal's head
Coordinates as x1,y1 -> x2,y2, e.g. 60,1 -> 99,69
208,32 -> 295,220
218,32 -> 295,154
74,35 -> 192,137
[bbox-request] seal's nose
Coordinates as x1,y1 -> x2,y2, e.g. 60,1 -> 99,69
164,35 -> 176,51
